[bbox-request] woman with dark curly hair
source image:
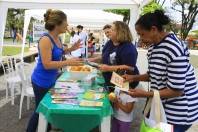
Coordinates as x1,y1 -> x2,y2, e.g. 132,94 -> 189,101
124,10 -> 198,132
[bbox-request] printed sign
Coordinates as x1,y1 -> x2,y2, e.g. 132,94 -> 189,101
33,22 -> 46,42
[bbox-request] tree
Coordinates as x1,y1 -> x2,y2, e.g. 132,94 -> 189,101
141,1 -> 163,15
165,21 -> 181,34
6,8 -> 25,37
171,0 -> 198,40
104,0 -> 166,24
104,9 -> 130,24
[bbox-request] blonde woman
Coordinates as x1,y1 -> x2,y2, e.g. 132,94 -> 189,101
99,21 -> 139,91
98,21 -> 139,132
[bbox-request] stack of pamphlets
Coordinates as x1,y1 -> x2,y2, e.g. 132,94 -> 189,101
54,82 -> 85,94
52,99 -> 79,105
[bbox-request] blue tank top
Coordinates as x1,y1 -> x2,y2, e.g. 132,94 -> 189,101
31,33 -> 64,88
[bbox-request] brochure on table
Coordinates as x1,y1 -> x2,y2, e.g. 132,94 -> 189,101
50,73 -> 104,107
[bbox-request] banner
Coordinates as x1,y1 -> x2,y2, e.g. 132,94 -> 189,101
33,22 -> 46,42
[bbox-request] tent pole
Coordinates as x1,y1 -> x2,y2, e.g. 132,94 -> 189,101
129,5 -> 140,44
0,5 -> 8,60
21,13 -> 31,62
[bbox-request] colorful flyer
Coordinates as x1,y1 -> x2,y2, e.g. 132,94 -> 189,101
52,99 -> 79,105
79,100 -> 103,107
83,91 -> 105,100
51,93 -> 78,99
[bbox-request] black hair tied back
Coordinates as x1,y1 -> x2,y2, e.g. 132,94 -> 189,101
154,10 -> 170,26
136,10 -> 170,31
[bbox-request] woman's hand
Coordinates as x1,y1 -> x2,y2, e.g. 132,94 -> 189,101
71,39 -> 82,51
128,89 -> 152,98
65,58 -> 83,66
122,74 -> 135,82
119,65 -> 134,71
88,58 -> 97,62
98,64 -> 112,72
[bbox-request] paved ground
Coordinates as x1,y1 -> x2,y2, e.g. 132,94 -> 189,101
0,50 -> 197,132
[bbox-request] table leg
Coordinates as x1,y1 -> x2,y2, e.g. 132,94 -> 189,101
100,116 -> 111,132
38,113 -> 47,132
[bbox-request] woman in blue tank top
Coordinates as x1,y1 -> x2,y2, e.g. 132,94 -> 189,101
27,9 -> 82,132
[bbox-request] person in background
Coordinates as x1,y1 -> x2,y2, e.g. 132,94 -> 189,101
109,89 -> 137,132
101,24 -> 111,50
12,28 -> 17,44
70,30 -> 82,58
88,32 -> 93,39
123,10 -> 198,132
103,24 -> 111,43
88,36 -> 95,57
27,9 -> 83,132
99,21 -> 139,92
76,25 -> 88,58
28,31 -> 33,46
88,24 -> 112,62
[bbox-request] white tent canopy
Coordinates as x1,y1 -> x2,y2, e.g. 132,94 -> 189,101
25,9 -> 124,29
0,0 -> 150,60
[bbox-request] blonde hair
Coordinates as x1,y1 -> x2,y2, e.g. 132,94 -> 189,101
44,9 -> 67,31
113,21 -> 133,43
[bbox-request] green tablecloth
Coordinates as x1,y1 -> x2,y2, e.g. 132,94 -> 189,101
37,72 -> 112,132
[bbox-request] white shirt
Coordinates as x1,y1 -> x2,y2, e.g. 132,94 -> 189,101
103,35 -> 109,45
78,32 -> 87,54
113,89 -> 137,122
70,34 -> 82,57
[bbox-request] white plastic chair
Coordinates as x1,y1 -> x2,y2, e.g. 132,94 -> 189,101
1,57 -> 22,105
16,62 -> 34,119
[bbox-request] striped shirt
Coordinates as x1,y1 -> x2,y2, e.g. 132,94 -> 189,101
147,33 -> 198,125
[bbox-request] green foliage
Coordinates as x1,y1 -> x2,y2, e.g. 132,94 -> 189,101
6,9 -> 25,31
5,8 -> 36,38
141,1 -> 163,15
104,9 -> 130,23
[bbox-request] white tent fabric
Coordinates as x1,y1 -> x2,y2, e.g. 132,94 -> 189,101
0,0 -> 150,60
25,9 -> 124,29
22,9 -> 123,58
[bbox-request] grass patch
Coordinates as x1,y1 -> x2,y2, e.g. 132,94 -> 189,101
2,46 -> 29,56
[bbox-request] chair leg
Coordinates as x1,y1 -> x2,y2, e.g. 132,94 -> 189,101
19,83 -> 22,94
16,83 -> 22,95
27,96 -> 30,110
6,83 -> 9,101
19,94 -> 24,119
11,83 -> 15,105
